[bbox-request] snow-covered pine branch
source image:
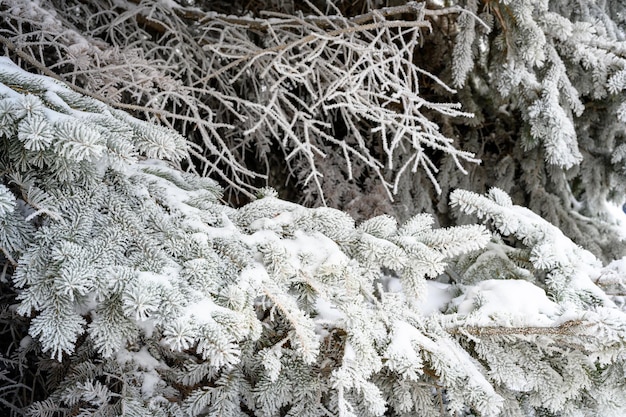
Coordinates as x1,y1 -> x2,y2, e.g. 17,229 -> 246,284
1,59 -> 626,416
3,0 -> 625,264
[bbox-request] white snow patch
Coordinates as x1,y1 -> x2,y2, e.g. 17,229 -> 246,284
453,279 -> 560,326
183,296 -> 219,323
386,322 -> 421,361
343,341 -> 356,362
385,276 -> 403,293
137,270 -> 175,289
315,297 -> 345,323
385,278 -> 453,316
141,370 -> 161,398
392,321 -> 439,352
604,200 -> 626,240
239,263 -> 270,289
116,346 -> 160,370
242,229 -> 281,247
419,281 -> 454,315
388,320 -> 502,407
135,318 -> 156,338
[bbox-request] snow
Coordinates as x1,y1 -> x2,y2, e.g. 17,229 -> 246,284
387,319 -> 502,410
241,229 -> 281,248
141,371 -> 161,398
604,200 -> 626,240
116,346 -> 160,370
0,57 -> 103,122
239,263 -> 270,289
2,47 -> 626,417
596,258 -> 626,308
315,297 -> 345,323
288,230 -> 347,269
183,296 -> 219,323
135,318 -> 156,338
137,270 -> 175,289
569,266 -> 614,307
385,277 -> 454,316
419,281 -> 454,315
385,276 -> 403,293
203,213 -> 241,239
19,335 -> 33,349
386,322 -> 422,361
157,0 -> 179,8
116,347 -> 164,398
343,341 -> 356,362
453,279 -> 560,326
392,321 -> 438,352
601,257 -> 626,278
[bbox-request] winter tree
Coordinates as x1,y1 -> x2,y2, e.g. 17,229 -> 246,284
0,0 -> 626,416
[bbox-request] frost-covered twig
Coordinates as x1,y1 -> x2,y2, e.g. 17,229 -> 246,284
0,0 -> 480,206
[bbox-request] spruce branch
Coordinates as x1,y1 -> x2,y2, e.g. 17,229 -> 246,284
448,319 -> 585,336
0,34 -> 184,118
481,0 -> 513,54
0,248 -> 17,268
1,2 -> 626,414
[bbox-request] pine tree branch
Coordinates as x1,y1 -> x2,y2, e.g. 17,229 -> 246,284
0,34 -> 165,116
480,0 -> 518,56
1,250 -> 17,268
448,319 -> 585,336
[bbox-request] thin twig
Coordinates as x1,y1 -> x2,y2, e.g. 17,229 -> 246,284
197,19 -> 431,84
0,34 -> 170,116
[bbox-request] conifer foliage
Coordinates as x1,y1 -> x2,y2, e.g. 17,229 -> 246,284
1,0 -> 625,260
1,0 -> 626,416
1,58 -> 626,416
